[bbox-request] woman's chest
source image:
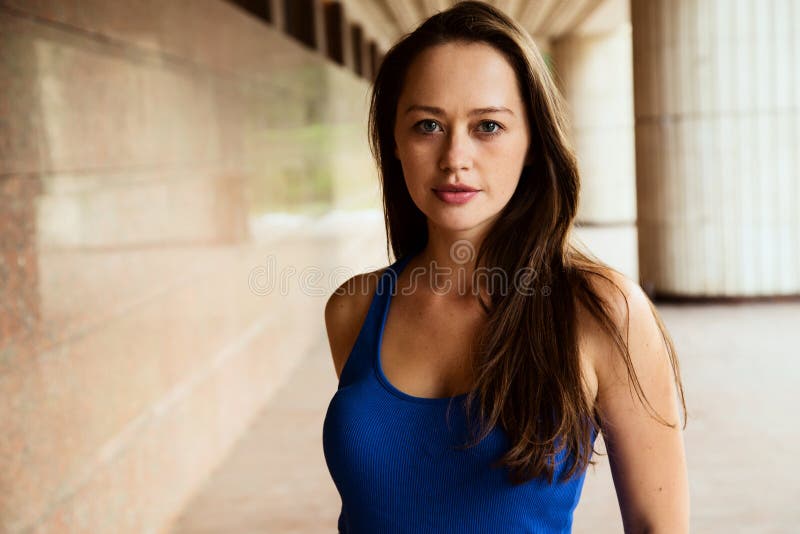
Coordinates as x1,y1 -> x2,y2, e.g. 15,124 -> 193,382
380,297 -> 485,398
323,386 -> 508,498
380,299 -> 599,405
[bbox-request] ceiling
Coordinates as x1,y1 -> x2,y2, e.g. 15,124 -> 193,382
332,0 -> 629,51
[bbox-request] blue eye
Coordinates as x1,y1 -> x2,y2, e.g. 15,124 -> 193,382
415,119 -> 441,134
478,121 -> 503,135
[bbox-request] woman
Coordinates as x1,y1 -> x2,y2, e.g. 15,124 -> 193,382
323,2 -> 689,532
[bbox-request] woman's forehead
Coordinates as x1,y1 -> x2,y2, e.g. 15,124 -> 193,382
405,42 -> 515,83
399,42 -> 524,112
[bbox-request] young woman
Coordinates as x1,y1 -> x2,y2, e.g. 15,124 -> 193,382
323,2 -> 689,532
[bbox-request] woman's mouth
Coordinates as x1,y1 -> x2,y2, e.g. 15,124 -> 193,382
432,187 -> 481,205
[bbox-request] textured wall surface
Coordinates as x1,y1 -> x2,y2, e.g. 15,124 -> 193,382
632,0 -> 800,296
0,1 -> 375,532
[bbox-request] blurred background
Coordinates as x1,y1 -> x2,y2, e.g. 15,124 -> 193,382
0,0 -> 798,532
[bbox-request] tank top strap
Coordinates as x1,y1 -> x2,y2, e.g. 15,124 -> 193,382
337,253 -> 415,389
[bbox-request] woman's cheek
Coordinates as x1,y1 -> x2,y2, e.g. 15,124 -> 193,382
408,139 -> 438,161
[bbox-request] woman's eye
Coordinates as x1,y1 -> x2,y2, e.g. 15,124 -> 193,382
416,119 -> 441,133
478,121 -> 502,134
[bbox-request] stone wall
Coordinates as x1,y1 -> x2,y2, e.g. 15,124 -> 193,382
0,1 -> 377,532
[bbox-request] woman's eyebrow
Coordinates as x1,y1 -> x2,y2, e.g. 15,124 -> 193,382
404,105 -> 515,117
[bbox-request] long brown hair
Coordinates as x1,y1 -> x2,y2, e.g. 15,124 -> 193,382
368,0 -> 687,486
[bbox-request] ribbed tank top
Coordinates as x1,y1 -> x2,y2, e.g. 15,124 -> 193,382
322,252 -> 596,533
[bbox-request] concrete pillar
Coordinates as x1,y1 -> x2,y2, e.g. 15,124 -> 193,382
632,0 -> 800,297
552,26 -> 639,281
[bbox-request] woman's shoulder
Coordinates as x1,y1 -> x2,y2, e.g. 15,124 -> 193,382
577,267 -> 652,330
574,267 -> 670,395
323,265 -> 391,379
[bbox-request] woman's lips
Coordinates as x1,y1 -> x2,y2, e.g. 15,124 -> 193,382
433,189 -> 480,205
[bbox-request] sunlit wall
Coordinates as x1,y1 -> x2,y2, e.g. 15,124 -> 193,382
0,1 -> 377,532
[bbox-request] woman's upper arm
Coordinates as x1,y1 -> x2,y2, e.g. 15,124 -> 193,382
591,274 -> 689,534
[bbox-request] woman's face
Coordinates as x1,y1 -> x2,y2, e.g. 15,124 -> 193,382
394,41 -> 531,236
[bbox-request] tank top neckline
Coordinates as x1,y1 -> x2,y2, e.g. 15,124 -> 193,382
374,251 -> 471,406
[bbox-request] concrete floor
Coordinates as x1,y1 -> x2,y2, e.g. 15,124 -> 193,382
170,300 -> 800,534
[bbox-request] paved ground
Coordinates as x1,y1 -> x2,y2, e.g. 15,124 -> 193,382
170,300 -> 800,534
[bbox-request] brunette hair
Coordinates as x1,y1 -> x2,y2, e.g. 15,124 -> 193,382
368,0 -> 686,485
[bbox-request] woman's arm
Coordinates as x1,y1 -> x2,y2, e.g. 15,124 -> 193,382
590,274 -> 690,534
324,269 -> 385,379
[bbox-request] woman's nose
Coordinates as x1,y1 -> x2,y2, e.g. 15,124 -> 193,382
438,130 -> 473,172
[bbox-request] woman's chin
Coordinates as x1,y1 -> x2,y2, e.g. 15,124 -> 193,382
427,214 -> 494,235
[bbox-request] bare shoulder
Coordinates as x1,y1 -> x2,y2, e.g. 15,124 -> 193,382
574,268 -> 664,397
324,266 -> 388,379
578,268 -> 651,324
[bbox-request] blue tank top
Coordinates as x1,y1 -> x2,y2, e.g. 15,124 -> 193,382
322,252 -> 596,533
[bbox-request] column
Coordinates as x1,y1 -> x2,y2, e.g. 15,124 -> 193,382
632,0 -> 800,296
552,26 -> 639,281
